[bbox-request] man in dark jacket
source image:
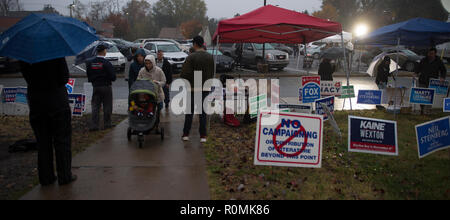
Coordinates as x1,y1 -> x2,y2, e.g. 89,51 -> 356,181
415,48 -> 447,114
376,56 -> 393,89
86,44 -> 116,131
318,58 -> 335,81
156,50 -> 173,108
416,48 -> 447,87
19,58 -> 77,186
180,36 -> 215,143
128,48 -> 146,89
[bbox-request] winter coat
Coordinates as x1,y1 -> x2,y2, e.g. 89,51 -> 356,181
138,55 -> 166,103
128,48 -> 146,89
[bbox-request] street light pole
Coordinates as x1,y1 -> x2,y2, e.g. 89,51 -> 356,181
69,1 -> 75,18
262,0 -> 267,65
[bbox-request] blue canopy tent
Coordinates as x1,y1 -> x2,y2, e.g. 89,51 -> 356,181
356,18 -> 450,114
356,18 -> 450,46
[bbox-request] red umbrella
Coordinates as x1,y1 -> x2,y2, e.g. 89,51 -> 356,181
212,5 -> 342,44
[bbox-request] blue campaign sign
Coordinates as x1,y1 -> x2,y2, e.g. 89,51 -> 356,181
444,98 -> 450,113
415,117 -> 450,159
357,90 -> 383,105
348,116 -> 398,156
429,79 -> 449,95
2,87 -> 18,103
15,87 -> 27,104
68,94 -> 85,116
409,88 -> 435,105
315,96 -> 335,121
302,82 -> 321,103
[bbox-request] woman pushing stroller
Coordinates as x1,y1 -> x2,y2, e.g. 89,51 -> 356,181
137,55 -> 166,134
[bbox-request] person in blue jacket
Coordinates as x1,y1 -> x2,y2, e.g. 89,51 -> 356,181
128,48 -> 146,89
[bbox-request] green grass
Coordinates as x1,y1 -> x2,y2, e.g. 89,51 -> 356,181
204,110 -> 450,200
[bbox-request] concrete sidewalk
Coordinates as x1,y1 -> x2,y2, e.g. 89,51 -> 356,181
21,110 -> 210,200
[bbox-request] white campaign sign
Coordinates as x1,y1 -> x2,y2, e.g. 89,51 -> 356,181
254,111 -> 324,168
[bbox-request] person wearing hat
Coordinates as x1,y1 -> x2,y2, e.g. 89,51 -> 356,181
86,44 -> 117,131
137,55 -> 166,133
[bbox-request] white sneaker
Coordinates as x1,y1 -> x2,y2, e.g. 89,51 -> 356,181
182,136 -> 189,141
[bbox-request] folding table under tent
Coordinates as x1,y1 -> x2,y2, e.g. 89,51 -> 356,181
356,17 -> 450,114
211,5 -> 353,108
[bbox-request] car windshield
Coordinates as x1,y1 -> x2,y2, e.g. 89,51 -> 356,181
107,45 -> 120,53
157,44 -> 181,52
207,49 -> 223,55
254,43 -> 275,50
401,50 -> 418,56
133,39 -> 143,43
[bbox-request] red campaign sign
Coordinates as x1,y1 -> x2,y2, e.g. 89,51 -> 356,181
302,76 -> 321,87
67,79 -> 75,87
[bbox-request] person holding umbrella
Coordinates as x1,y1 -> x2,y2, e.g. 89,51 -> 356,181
86,44 -> 117,131
376,56 -> 394,90
0,13 -> 98,186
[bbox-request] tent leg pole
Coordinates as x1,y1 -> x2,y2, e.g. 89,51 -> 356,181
394,37 -> 400,119
341,33 -> 352,111
296,44 -> 301,70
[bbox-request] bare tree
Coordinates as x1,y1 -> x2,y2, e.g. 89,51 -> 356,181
0,0 -> 21,16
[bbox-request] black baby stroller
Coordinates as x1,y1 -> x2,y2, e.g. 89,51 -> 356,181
127,80 -> 164,148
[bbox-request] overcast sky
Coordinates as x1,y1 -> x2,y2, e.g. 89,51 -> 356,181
19,0 -> 323,19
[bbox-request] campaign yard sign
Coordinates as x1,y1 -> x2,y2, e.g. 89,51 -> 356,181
15,87 -> 27,104
315,96 -> 335,121
254,111 -> 324,168
301,76 -> 321,104
415,117 -> 450,159
250,93 -> 268,118
444,98 -> 450,113
277,104 -> 312,114
66,79 -> 76,94
348,116 -> 398,156
2,87 -> 18,103
68,94 -> 86,116
357,90 -> 383,105
321,81 -> 342,97
340,86 -> 355,99
429,79 -> 449,95
409,88 -> 435,105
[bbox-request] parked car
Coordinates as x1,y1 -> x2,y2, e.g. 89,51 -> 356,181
437,42 -> 450,63
103,43 -> 127,71
177,39 -> 193,52
271,43 -> 294,55
305,44 -> 326,59
0,56 -> 20,73
105,38 -> 136,61
219,43 -> 236,58
143,41 -> 188,74
206,48 -> 235,72
236,43 -> 290,70
135,38 -> 183,50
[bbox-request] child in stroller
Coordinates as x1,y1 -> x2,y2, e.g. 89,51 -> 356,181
127,80 -> 164,148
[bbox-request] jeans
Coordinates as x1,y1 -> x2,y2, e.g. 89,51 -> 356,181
91,86 -> 113,129
183,92 -> 209,137
163,85 -> 170,106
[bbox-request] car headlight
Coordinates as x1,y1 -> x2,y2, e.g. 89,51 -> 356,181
266,53 -> 275,60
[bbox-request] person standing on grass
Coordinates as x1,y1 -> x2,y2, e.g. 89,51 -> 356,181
180,36 -> 215,143
86,44 -> 116,131
415,48 -> 447,115
19,58 -> 77,186
156,50 -> 173,109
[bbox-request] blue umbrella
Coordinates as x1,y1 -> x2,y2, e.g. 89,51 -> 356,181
75,40 -> 112,65
0,13 -> 98,64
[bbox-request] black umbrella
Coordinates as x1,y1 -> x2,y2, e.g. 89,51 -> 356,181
75,41 -> 112,65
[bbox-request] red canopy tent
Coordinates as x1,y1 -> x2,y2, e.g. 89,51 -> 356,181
212,5 -> 342,44
212,5 -> 353,109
